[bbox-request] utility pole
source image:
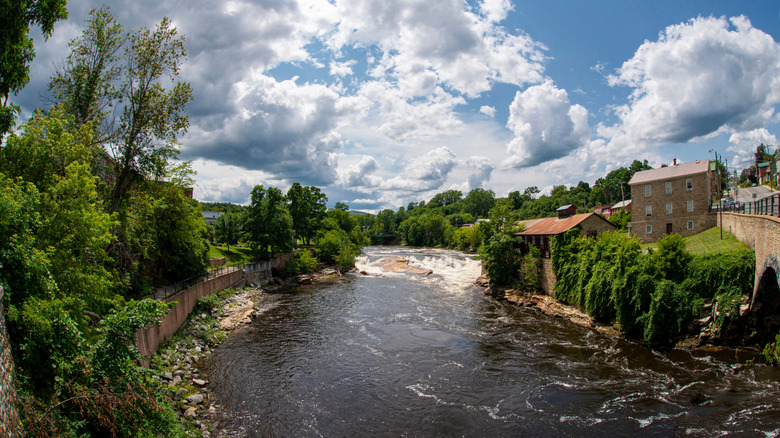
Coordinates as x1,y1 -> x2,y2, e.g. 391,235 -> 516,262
712,150 -> 723,240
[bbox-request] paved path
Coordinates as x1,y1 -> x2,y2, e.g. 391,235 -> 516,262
732,186 -> 775,204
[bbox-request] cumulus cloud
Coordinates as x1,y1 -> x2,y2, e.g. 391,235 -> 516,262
184,75 -> 369,186
728,128 -> 779,169
480,105 -> 496,117
601,15 -> 780,156
338,155 -> 383,188
383,147 -> 457,192
503,81 -> 590,168
464,156 -> 495,189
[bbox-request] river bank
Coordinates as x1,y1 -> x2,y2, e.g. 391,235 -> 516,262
148,266 -> 347,437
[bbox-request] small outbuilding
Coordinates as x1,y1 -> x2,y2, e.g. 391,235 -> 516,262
515,212 -> 616,258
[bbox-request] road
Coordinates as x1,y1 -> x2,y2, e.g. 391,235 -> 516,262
731,186 -> 775,204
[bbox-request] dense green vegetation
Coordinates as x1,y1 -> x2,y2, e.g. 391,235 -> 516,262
551,231 -> 755,348
0,6 -> 368,436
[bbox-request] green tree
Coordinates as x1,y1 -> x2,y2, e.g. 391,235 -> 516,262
428,189 -> 462,208
247,185 -> 294,257
214,211 -> 242,250
287,182 -> 327,245
462,188 -> 495,219
478,233 -> 521,286
0,0 -> 68,143
48,6 -> 123,134
334,201 -> 349,211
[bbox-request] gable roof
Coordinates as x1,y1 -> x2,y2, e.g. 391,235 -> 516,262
628,160 -> 710,185
515,212 -> 612,236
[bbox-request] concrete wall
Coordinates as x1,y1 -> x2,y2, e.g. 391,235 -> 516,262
718,212 -> 780,303
0,286 -> 22,437
244,251 -> 294,285
209,257 -> 226,267
135,269 -> 244,364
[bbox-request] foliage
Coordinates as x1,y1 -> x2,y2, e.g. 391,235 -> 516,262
651,233 -> 690,282
478,232 -> 521,286
763,331 -> 780,366
608,209 -> 631,229
247,185 -> 294,257
214,211 -> 243,249
518,245 -> 543,291
0,0 -> 68,142
287,250 -> 318,274
462,188 -> 495,219
398,211 -> 454,247
551,230 -> 753,348
453,226 -> 482,251
287,182 -> 328,245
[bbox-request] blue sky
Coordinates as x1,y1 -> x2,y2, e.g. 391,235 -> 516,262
15,0 -> 780,211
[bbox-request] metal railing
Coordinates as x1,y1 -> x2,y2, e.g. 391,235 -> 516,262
718,193 -> 780,217
147,262 -> 244,301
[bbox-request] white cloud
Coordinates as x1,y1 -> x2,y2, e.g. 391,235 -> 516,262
503,81 -> 590,168
728,128 -> 779,169
383,147 -> 457,192
464,156 -> 495,189
480,105 -> 496,117
338,155 -> 383,188
601,15 -> 780,159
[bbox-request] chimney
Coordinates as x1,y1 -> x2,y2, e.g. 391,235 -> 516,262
673,158 -> 677,166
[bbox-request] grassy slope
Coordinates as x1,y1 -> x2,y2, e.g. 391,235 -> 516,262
643,227 -> 749,255
207,244 -> 254,265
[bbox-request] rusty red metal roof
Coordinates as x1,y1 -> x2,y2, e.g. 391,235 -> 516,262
515,212 -> 605,236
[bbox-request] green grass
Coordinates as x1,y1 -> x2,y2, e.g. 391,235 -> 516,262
208,244 -> 255,265
643,227 -> 749,255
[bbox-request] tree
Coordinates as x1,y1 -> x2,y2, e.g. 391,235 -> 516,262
48,6 -> 123,135
462,188 -> 495,219
287,182 -> 327,245
428,189 -> 462,208
48,8 -> 193,213
214,211 -> 242,250
247,185 -> 294,257
0,0 -> 68,143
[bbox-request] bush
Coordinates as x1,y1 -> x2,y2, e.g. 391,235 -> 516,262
287,250 -> 318,274
477,233 -> 521,286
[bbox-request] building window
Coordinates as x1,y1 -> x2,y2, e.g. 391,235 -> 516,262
646,225 -> 652,234
665,181 -> 672,194
687,199 -> 694,212
646,205 -> 652,217
686,178 -> 693,191
687,220 -> 694,230
666,202 -> 673,214
645,184 -> 652,197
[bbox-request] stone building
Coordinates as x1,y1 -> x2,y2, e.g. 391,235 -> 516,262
628,159 -> 716,243
516,210 -> 616,258
514,210 -> 616,296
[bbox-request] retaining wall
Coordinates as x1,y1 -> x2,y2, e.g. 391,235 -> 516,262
0,286 -> 22,437
135,269 -> 244,364
541,258 -> 556,296
244,251 -> 294,284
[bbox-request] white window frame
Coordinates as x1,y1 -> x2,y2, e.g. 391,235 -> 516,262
645,184 -> 652,197
646,205 -> 652,217
665,181 -> 672,195
687,220 -> 694,230
687,199 -> 694,212
686,178 -> 693,191
666,202 -> 673,215
646,225 -> 652,234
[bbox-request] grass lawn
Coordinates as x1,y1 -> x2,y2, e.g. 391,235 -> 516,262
207,244 -> 255,265
643,227 -> 749,255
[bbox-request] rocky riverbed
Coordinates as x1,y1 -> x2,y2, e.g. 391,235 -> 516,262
149,268 -> 346,437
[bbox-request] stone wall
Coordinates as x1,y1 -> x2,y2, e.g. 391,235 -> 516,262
135,269 -> 244,365
0,286 -> 22,437
244,251 -> 294,285
718,212 -> 780,303
540,258 -> 555,296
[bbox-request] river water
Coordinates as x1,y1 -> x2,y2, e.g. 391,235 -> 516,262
203,247 -> 780,437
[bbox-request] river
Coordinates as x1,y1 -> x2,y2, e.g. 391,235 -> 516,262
203,246 -> 780,437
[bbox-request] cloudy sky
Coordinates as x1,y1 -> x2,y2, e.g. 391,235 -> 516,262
15,0 -> 780,211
